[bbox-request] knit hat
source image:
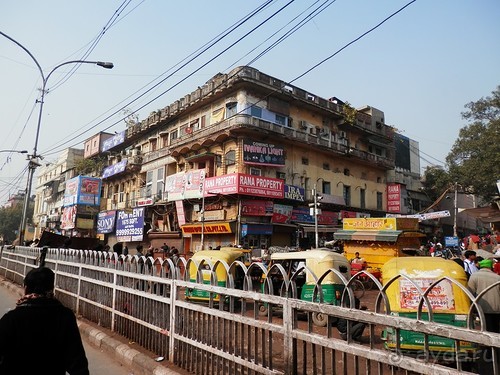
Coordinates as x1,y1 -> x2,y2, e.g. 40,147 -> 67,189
478,259 -> 493,269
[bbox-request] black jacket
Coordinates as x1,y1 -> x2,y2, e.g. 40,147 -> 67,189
0,297 -> 89,375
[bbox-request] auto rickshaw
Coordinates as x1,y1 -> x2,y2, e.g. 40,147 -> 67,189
381,257 -> 478,362
185,249 -> 246,303
260,249 -> 351,326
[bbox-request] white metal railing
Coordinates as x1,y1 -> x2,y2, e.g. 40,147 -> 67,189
0,246 -> 498,375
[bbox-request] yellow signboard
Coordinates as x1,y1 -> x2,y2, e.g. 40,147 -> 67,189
342,218 -> 420,231
181,222 -> 232,234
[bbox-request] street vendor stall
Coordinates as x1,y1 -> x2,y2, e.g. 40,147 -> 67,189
334,217 -> 425,270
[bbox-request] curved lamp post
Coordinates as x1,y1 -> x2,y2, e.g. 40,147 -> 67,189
1,31 -> 114,244
0,150 -> 28,154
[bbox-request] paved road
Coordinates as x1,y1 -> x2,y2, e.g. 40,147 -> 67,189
0,284 -> 133,374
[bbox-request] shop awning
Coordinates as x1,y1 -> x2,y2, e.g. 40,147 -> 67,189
302,225 -> 341,233
334,229 -> 403,242
460,206 -> 500,223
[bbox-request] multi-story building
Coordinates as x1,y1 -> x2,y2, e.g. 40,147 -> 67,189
94,67 -> 396,253
33,147 -> 84,238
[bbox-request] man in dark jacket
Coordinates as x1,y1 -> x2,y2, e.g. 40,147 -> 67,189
0,267 -> 89,375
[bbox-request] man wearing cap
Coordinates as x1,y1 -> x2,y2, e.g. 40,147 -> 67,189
468,259 -> 500,333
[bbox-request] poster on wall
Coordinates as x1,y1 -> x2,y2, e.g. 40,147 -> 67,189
116,207 -> 145,242
61,206 -> 77,230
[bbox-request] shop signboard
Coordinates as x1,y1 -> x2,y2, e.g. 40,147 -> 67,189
63,176 -> 101,207
101,130 -> 125,152
243,140 -> 285,166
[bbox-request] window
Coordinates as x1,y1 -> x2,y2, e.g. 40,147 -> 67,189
225,150 -> 236,166
226,102 -> 237,118
323,163 -> 330,170
323,181 -> 331,194
250,167 -> 261,176
250,105 -> 262,118
276,171 -> 286,179
146,171 -> 153,198
377,192 -> 383,210
343,186 -> 351,206
360,188 -> 366,209
301,157 -> 309,165
171,130 -> 178,140
275,114 -> 286,125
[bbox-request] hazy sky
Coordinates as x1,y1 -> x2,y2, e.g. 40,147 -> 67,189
1,0 -> 499,205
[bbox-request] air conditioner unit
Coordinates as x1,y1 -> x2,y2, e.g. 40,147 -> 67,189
299,120 -> 309,130
320,128 -> 330,137
132,148 -> 141,157
339,130 -> 347,139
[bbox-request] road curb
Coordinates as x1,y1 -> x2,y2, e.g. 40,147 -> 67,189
0,278 -> 183,375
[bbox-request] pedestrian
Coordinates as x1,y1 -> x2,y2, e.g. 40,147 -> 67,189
136,244 -> 144,256
123,245 -> 129,256
463,250 -> 478,279
468,259 -> 500,333
0,267 -> 89,374
334,297 -> 367,342
113,242 -> 123,256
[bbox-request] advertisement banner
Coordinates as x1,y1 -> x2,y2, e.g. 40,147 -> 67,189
181,222 -> 232,235
116,207 -> 145,242
204,173 -> 238,195
101,130 -> 125,152
61,206 -> 77,230
271,203 -> 293,224
176,200 -> 186,226
102,159 -> 128,179
387,183 -> 401,213
78,177 -> 101,206
241,200 -> 273,216
184,169 -> 205,199
399,278 -> 455,311
63,176 -> 101,207
97,210 -> 116,234
243,140 -> 285,166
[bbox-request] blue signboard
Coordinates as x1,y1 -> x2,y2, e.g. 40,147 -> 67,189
102,159 -> 128,179
116,207 -> 145,242
284,185 -> 305,202
63,176 -> 101,207
97,210 -> 117,234
241,224 -> 273,237
101,130 -> 125,152
291,207 -> 314,224
444,236 -> 459,247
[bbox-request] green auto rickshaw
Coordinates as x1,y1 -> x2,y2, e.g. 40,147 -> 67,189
260,249 -> 351,326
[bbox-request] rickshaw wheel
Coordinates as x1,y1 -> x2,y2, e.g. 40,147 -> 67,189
351,279 -> 365,299
258,304 -> 269,316
312,312 -> 328,327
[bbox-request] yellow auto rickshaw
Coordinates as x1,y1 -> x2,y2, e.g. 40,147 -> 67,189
381,257 -> 478,362
185,249 -> 246,303
260,249 -> 351,326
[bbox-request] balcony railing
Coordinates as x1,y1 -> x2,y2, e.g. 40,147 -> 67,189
168,114 -> 394,169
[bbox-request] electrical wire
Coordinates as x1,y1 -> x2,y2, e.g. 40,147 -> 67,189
49,0 -> 137,91
40,0 -> 287,157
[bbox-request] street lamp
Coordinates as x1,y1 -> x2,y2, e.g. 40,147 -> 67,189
0,150 -> 28,154
1,31 -> 114,245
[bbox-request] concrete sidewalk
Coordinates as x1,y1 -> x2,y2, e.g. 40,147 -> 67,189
0,278 -> 187,375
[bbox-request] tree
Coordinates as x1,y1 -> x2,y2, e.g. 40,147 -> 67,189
0,205 -> 24,243
421,166 -> 451,203
446,86 -> 500,203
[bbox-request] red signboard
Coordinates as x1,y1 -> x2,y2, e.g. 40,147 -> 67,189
241,200 -> 274,216
387,183 -> 401,213
204,173 -> 284,198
